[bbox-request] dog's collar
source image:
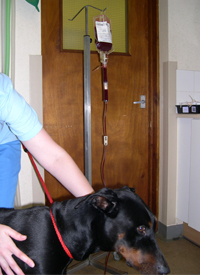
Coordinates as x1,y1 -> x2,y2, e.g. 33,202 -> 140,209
50,208 -> 73,259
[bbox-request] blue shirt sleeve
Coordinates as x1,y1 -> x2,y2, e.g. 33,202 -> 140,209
0,73 -> 42,142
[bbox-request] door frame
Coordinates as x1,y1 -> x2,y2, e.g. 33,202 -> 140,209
146,0 -> 159,217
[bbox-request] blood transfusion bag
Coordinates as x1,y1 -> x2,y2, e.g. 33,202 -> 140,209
94,14 -> 113,58
93,14 -> 113,102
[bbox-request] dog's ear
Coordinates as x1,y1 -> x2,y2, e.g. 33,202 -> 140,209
90,189 -> 119,218
74,188 -> 119,217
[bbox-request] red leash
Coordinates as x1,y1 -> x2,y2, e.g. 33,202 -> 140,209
50,210 -> 73,258
22,145 -> 73,259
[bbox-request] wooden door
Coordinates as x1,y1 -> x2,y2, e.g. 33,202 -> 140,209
41,0 -> 159,215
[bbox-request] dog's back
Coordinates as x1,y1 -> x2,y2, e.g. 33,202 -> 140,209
0,206 -> 71,274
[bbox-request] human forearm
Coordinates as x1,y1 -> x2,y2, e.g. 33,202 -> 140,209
22,128 -> 94,197
45,150 -> 93,197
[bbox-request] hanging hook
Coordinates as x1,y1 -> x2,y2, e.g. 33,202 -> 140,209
68,5 -> 107,36
68,5 -> 107,22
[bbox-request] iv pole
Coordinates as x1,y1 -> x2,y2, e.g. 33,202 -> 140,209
69,5 -> 106,185
83,5 -> 92,185
67,6 -> 127,275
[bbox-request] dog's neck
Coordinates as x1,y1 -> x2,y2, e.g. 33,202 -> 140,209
50,198 -> 105,261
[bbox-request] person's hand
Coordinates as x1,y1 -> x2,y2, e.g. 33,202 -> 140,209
0,224 -> 35,275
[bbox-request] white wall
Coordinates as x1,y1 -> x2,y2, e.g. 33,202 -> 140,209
168,0 -> 200,71
15,0 -> 44,206
176,69 -> 200,232
159,0 -> 200,226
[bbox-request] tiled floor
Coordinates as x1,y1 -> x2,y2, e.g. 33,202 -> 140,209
67,237 -> 200,274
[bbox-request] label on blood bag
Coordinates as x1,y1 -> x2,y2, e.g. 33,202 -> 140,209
95,21 -> 112,43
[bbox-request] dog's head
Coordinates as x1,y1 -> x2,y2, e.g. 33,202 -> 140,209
86,187 -> 170,275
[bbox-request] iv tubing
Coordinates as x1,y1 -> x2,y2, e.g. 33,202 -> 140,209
5,0 -> 11,76
101,101 -> 107,186
100,57 -> 109,186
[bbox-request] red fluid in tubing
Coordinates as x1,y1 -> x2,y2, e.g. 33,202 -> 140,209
103,65 -> 108,101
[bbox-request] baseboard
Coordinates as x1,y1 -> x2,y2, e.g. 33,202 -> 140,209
183,222 -> 200,246
157,221 -> 183,241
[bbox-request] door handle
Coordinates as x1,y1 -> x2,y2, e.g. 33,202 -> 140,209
133,95 -> 146,108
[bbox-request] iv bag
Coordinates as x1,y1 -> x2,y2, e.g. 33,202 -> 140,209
93,14 -> 113,55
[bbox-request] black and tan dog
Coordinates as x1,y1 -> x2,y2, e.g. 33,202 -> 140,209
0,187 -> 170,274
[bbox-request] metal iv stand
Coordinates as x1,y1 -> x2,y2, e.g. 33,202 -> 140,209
67,6 -> 127,275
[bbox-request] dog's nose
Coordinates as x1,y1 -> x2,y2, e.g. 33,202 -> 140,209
158,263 -> 170,274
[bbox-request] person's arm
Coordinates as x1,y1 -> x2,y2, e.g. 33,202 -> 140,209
22,127 -> 94,197
0,225 -> 35,275
1,74 -> 93,196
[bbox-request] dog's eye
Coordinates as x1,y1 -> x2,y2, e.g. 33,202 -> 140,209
137,225 -> 146,235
